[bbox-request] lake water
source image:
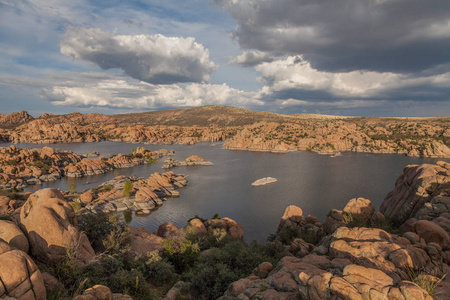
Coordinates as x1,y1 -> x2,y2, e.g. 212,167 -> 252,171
0,141 -> 441,242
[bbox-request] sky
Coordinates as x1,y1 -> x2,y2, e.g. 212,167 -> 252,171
0,0 -> 449,117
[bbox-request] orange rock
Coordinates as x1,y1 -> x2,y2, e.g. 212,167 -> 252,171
156,222 -> 178,238
19,188 -> 95,264
0,239 -> 46,300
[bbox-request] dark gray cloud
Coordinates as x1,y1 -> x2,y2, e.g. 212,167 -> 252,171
60,26 -> 218,84
217,0 -> 450,73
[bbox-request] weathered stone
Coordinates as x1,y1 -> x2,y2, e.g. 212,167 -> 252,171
73,285 -> 113,300
187,218 -> 207,234
156,221 -> 178,238
416,220 -> 450,250
127,227 -> 164,258
80,192 -> 94,203
0,239 -> 46,300
343,197 -> 375,221
278,205 -> 303,230
0,220 -> 29,253
19,188 -> 95,264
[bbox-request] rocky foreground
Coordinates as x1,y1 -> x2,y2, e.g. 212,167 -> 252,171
0,160 -> 450,299
0,106 -> 449,158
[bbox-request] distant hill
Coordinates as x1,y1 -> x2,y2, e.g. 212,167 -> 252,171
110,106 -> 290,127
111,105 -> 357,127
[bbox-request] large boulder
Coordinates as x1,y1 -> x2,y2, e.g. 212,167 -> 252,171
19,188 -> 95,264
187,218 -> 207,234
73,285 -> 133,300
0,239 -> 46,300
0,220 -> 29,253
127,227 -> 164,258
415,220 -> 450,250
278,205 -> 303,231
342,197 -> 375,221
156,222 -> 178,238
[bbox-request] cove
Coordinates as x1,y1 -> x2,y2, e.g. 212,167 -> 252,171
0,141 -> 440,242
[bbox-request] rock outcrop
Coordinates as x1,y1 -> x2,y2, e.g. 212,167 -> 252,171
381,161 -> 450,232
19,188 -> 95,264
0,239 -> 46,300
80,172 -> 187,215
162,155 -> 213,169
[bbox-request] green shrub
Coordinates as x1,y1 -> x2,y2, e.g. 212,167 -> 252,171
71,202 -> 82,213
141,259 -> 175,286
5,159 -> 18,166
104,184 -> 112,191
184,239 -> 286,299
77,213 -> 126,252
186,263 -> 236,299
277,226 -> 300,244
123,180 -> 133,197
162,239 -> 200,273
69,182 -> 76,193
146,154 -> 155,164
109,269 -> 155,299
402,267 -> 447,297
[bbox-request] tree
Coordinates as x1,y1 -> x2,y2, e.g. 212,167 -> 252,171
123,180 -> 132,197
69,182 -> 76,193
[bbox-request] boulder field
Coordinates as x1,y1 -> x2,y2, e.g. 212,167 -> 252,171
0,160 -> 450,299
78,171 -> 188,215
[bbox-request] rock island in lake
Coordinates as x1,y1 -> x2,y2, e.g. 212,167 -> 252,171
251,177 -> 277,186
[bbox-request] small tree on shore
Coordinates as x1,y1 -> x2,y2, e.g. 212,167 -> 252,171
69,182 -> 76,193
123,180 -> 132,197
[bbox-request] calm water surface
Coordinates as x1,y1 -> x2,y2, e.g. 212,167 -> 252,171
1,141 -> 441,242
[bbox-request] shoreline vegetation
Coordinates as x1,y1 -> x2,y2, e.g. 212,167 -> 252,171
0,160 -> 449,299
0,106 -> 448,158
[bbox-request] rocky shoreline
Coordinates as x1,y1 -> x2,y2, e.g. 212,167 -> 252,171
0,108 -> 449,158
0,145 -> 176,190
1,159 -> 450,299
78,171 -> 188,215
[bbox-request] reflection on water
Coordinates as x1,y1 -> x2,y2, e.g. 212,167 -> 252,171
0,141 -> 440,242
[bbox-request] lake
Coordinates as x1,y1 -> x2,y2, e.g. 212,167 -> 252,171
0,141 -> 440,242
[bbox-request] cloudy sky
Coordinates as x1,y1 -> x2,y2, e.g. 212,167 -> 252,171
0,0 -> 449,117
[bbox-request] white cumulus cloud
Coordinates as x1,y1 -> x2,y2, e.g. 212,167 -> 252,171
60,26 -> 218,84
256,56 -> 450,101
39,72 -> 261,109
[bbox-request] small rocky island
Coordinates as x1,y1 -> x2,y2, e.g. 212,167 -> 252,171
251,177 -> 278,186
